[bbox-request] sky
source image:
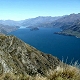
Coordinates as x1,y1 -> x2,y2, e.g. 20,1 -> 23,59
0,0 -> 80,21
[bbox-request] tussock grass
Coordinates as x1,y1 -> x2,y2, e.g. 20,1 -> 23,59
0,63 -> 80,80
33,74 -> 47,80
47,65 -> 80,80
0,73 -> 32,80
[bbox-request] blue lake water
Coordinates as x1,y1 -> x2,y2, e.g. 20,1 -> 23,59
9,27 -> 80,63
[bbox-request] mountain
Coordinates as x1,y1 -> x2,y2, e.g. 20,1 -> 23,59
0,16 -> 61,34
0,34 -> 62,76
21,16 -> 61,27
0,24 -> 19,34
0,20 -> 21,26
0,16 -> 61,28
0,14 -> 80,28
1,14 -> 80,37
52,13 -> 80,28
55,20 -> 80,38
53,13 -> 80,38
22,13 -> 80,28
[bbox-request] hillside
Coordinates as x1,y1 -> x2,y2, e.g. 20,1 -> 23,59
0,34 -> 62,76
0,24 -> 19,34
52,13 -> 80,28
53,13 -> 80,38
55,20 -> 80,38
0,20 -> 21,26
0,34 -> 80,80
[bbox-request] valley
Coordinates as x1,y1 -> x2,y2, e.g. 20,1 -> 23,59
0,13 -> 80,38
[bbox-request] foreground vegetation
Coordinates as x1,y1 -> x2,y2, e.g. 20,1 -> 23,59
0,64 -> 80,80
0,34 -> 80,80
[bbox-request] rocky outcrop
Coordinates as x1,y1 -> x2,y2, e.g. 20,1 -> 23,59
0,34 -> 62,76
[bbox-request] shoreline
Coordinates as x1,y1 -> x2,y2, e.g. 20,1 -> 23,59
54,32 -> 80,38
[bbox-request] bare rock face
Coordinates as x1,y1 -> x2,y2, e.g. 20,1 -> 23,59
0,34 -> 62,76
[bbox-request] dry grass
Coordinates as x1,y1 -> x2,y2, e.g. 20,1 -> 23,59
0,73 -> 32,80
0,63 -> 80,80
47,65 -> 80,80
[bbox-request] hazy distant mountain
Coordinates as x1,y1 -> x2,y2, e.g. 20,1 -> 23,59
21,16 -> 61,27
1,13 -> 80,36
0,16 -> 61,28
0,20 -> 21,26
52,13 -> 80,28
55,20 -> 80,38
0,16 -> 61,34
0,13 -> 80,28
21,13 -> 80,28
0,24 -> 19,34
53,13 -> 80,38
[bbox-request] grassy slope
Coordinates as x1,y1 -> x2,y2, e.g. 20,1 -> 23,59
0,64 -> 80,80
0,34 -> 80,80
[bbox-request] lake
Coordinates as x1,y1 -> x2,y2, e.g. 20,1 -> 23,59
9,27 -> 80,64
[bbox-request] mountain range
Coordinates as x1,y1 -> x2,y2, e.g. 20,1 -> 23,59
55,20 -> 80,38
53,13 -> 80,38
0,13 -> 80,37
0,16 -> 61,33
0,24 -> 19,34
21,16 -> 61,27
0,13 -> 80,79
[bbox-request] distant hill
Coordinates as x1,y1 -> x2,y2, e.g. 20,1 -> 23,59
0,16 -> 61,28
0,24 -> 19,34
52,13 -> 80,28
0,20 -> 21,26
21,16 -> 61,27
1,14 -> 80,37
0,16 -> 61,34
0,14 -> 80,28
55,20 -> 80,38
52,13 -> 80,38
22,13 -> 80,28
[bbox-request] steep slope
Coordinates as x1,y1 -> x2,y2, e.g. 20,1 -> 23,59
0,34 -> 80,80
0,34 -> 62,76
